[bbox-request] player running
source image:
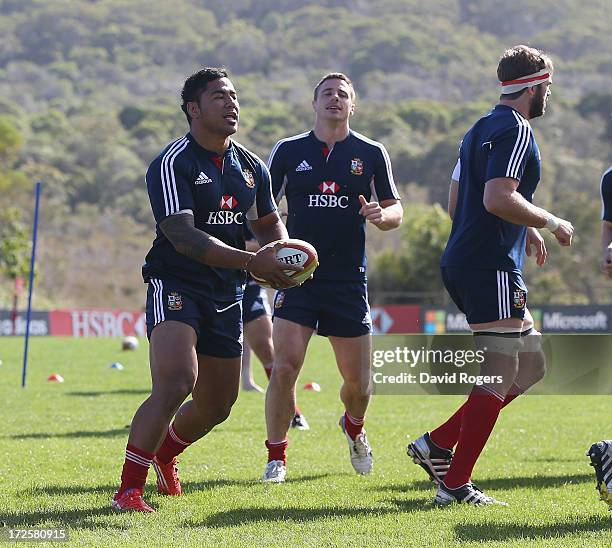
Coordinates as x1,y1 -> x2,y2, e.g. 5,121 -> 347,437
585,166 -> 612,509
112,67 -> 300,512
262,72 -> 402,482
406,45 -> 574,506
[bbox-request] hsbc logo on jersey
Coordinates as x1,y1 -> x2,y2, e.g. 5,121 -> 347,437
308,181 -> 348,208
206,195 -> 244,224
220,195 -> 238,209
319,181 -> 339,194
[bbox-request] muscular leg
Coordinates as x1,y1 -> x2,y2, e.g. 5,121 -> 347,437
250,314 -> 306,425
441,316 -> 523,489
329,334 -> 371,419
430,310 -> 542,450
128,321 -> 198,453
172,354 -> 242,442
117,321 -> 197,501
329,333 -> 374,474
514,309 -> 546,392
265,318 -> 313,442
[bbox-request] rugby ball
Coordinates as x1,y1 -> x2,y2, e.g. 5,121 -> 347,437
251,239 -> 318,288
122,336 -> 139,351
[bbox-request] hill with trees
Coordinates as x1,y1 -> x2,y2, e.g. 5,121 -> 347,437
0,0 -> 610,308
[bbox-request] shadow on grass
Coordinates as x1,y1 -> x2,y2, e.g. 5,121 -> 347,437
26,475 -> 333,498
474,473 -> 593,490
455,515 -> 612,542
28,478 -> 254,497
529,456 -> 584,463
0,506 -> 122,531
27,484 -> 119,496
387,497 -> 437,512
188,498 -> 433,528
67,389 -> 149,397
376,473 -> 593,493
9,428 -> 127,440
183,472 -> 337,492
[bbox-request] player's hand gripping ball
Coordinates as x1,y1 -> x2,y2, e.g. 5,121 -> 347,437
252,239 -> 318,288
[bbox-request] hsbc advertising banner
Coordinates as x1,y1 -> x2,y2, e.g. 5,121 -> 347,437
421,305 -> 612,334
49,310 -> 146,337
2,305 -> 610,336
0,309 -> 145,337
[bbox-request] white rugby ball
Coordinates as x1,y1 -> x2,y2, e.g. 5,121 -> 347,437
122,336 -> 139,351
252,239 -> 318,288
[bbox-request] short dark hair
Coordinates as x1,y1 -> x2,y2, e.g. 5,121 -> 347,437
181,67 -> 228,124
498,45 -> 553,99
313,72 -> 355,101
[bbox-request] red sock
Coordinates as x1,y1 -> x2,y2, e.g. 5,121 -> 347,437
294,405 -> 302,416
266,439 -> 288,463
429,383 -> 523,450
443,386 -> 504,488
119,444 -> 154,494
344,411 -> 364,440
155,423 -> 193,465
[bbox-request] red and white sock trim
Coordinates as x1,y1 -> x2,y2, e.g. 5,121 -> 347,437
345,412 -> 365,426
168,423 -> 190,446
266,439 -> 288,447
501,68 -> 550,94
266,439 -> 288,464
477,384 -> 505,403
125,449 -> 152,468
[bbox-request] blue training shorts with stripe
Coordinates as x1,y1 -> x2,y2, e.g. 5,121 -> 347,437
441,267 -> 527,325
146,276 -> 242,358
272,278 -> 372,337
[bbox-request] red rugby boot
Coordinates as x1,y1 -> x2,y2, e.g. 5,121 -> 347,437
152,456 -> 183,496
111,488 -> 155,513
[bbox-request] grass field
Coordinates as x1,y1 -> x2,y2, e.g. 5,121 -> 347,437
0,336 -> 611,547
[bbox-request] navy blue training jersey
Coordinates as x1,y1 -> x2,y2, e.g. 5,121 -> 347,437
441,105 -> 541,273
243,223 -> 255,242
142,133 -> 276,301
268,130 -> 400,281
602,167 -> 612,222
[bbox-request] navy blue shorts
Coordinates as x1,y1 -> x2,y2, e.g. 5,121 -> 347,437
441,267 -> 528,325
145,276 -> 242,358
272,279 -> 371,337
242,279 -> 271,324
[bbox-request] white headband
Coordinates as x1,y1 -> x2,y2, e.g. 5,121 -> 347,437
500,68 -> 550,94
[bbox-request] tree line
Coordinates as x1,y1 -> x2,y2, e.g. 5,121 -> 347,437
0,0 -> 610,308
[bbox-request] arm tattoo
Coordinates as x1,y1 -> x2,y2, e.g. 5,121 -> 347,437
159,213 -> 215,263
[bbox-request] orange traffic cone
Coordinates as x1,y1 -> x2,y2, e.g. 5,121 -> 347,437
47,374 -> 64,382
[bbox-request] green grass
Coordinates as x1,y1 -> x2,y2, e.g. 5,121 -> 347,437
0,337 -> 611,547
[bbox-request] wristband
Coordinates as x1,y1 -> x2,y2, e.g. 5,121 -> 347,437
544,215 -> 560,232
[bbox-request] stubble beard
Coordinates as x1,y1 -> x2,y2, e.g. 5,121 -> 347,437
529,87 -> 547,119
